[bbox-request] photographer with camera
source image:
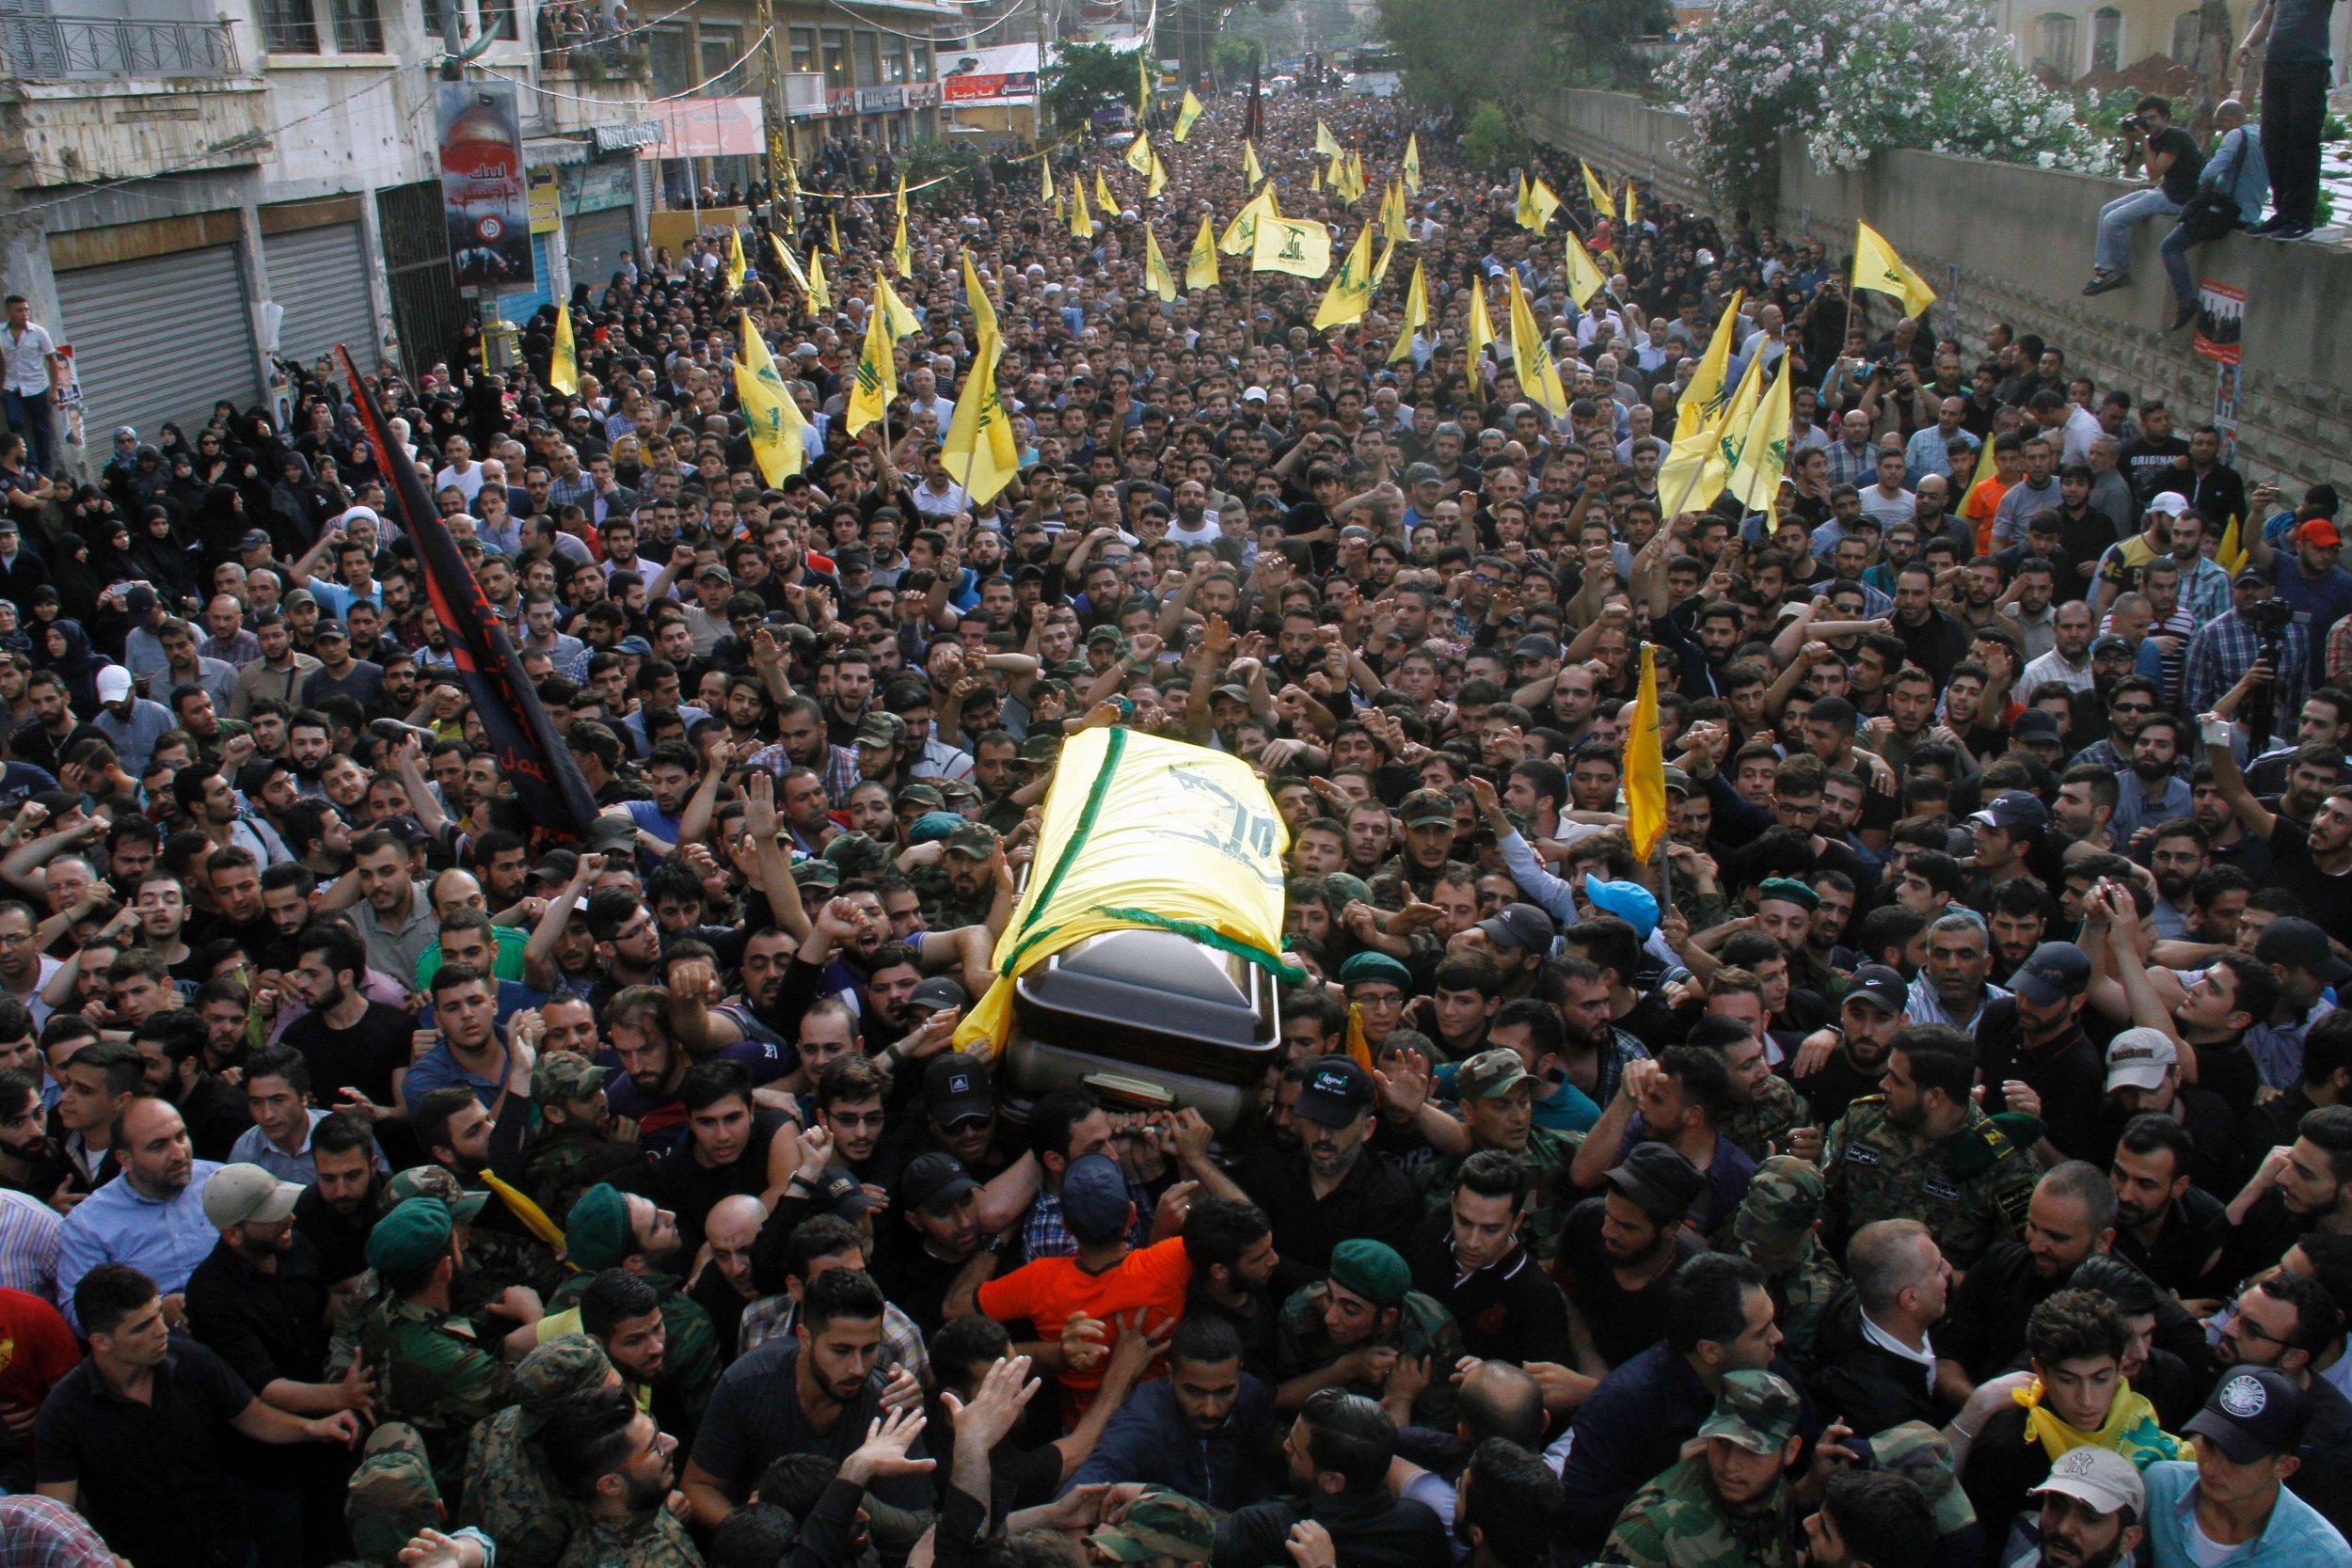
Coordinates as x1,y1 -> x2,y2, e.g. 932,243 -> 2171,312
2083,95 -> 2204,297
2186,566 -> 2311,752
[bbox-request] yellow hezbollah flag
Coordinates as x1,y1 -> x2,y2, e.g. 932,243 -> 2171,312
1564,232 -> 1609,309
724,226 -> 747,295
1623,182 -> 1639,229
1311,162 -> 1325,194
1656,290 -> 1745,502
1312,225 -> 1375,329
1403,133 -> 1422,194
1316,119 -> 1343,157
770,232 -> 811,295
1126,131 -> 1154,176
951,726 -> 1300,1054
892,208 -> 912,278
1466,277 -> 1497,367
1138,47 -> 1152,110
1853,221 -> 1937,318
1071,182 -> 1095,239
1370,235 -> 1397,289
845,298 -> 897,435
1523,176 -> 1562,231
1725,357 -> 1793,514
805,248 -> 832,310
1144,225 -> 1178,302
1218,182 -> 1277,255
1251,214 -> 1331,279
874,275 -> 920,340
1148,152 -> 1168,200
1040,156 -> 1054,202
943,323 -> 1020,504
828,210 -> 841,254
1678,346 -> 1765,512
1624,644 -> 1667,863
1094,168 -> 1117,212
894,172 -> 908,215
1506,271 -> 1567,419
1175,88 -> 1204,142
1581,158 -> 1612,214
2216,514 -> 2249,575
737,315 -> 810,483
549,303 -> 579,394
961,252 -> 997,340
1387,257 -> 1429,364
1243,139 -> 1263,184
1186,215 -> 1219,290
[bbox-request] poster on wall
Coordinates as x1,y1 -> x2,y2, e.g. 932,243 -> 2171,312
528,166 -> 561,234
2212,362 -> 2241,466
437,81 -> 535,293
2192,278 -> 2244,365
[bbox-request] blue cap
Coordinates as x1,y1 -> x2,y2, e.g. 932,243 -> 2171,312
1059,1152 -> 1133,1243
908,810 -> 966,845
1584,875 -> 1660,939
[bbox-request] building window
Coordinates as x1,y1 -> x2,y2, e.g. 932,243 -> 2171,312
854,30 -> 879,87
476,0 -> 516,40
2091,6 -> 2122,70
330,0 -> 383,52
260,0 -> 320,53
647,23 -> 691,95
700,24 -> 741,95
2034,12 -> 2077,71
882,36 -> 906,83
790,25 -> 816,73
2169,9 -> 2201,59
912,41 -> 931,81
821,27 -> 848,80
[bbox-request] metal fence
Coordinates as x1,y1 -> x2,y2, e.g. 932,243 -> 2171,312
0,15 -> 241,80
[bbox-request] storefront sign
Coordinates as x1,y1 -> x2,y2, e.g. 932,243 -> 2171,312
527,166 -> 561,233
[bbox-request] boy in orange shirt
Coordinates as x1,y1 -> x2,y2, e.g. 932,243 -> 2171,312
1964,431 -> 2025,555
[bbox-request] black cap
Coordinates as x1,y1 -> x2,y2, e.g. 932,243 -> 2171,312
1474,901 -> 1556,953
2011,708 -> 2061,742
2256,917 -> 2352,985
921,1052 -> 993,1126
2185,1368 -> 2307,1462
2007,942 -> 2091,1006
1844,963 -> 1908,1015
1294,1055 -> 1375,1128
898,1150 -> 980,1215
909,975 -> 970,1014
810,1165 -> 881,1220
1606,1142 -> 1706,1220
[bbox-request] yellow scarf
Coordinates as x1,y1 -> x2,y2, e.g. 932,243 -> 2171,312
2014,1375 -> 2191,1468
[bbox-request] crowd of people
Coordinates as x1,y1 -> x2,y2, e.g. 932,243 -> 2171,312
0,71 -> 2350,1568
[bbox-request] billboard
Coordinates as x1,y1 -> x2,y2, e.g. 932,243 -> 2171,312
437,82 -> 534,293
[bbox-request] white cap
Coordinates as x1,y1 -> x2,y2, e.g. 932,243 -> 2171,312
2029,1444 -> 2146,1516
201,1163 -> 304,1228
2149,491 -> 2189,517
2104,1026 -> 2178,1090
95,665 -> 133,704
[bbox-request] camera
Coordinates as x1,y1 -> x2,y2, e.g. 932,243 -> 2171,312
2248,597 -> 2295,638
2121,112 -> 2151,135
2246,595 -> 2296,750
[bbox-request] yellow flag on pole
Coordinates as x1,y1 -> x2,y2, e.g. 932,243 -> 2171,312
1312,225 -> 1375,329
1137,47 -> 1151,110
1403,133 -> 1422,194
1148,153 -> 1168,200
845,298 -> 897,435
770,232 -> 810,294
1315,119 -> 1343,157
1656,291 -> 1748,506
961,252 -> 997,340
1526,176 -> 1561,231
549,303 -> 578,394
1175,88 -> 1203,141
828,211 -> 841,254
1144,225 -> 1178,302
1218,182 -> 1276,255
1688,347 -> 1766,510
1370,235 -> 1397,290
1625,644 -> 1667,863
894,172 -> 907,215
1093,169 -> 1117,213
1725,357 -> 1793,513
1564,232 -> 1609,309
1040,156 -> 1054,202
1071,182 -> 1095,238
1387,258 -> 1428,364
1382,181 -> 1407,245
2216,514 -> 2249,575
737,310 -> 810,483
1186,214 -> 1219,289
891,209 -> 911,278
943,323 -> 1020,504
805,248 -> 831,310
1506,271 -> 1567,418
1581,158 -> 1612,214
1243,140 -> 1263,184
1252,214 -> 1332,278
1852,221 -> 1938,318
1623,182 -> 1639,228
874,275 -> 920,340
1467,277 -> 1496,368
1125,132 -> 1153,176
723,226 -> 747,295
1311,162 -> 1325,194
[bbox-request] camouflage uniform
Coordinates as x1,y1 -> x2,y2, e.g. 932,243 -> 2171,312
1724,1159 -> 1846,1379
328,1167 -> 561,1378
1411,1125 -> 1585,1259
1820,1094 -> 2037,1269
1367,853 -> 1477,911
1719,1071 -> 1806,1165
345,1423 -> 453,1565
1275,1280 -> 1465,1427
554,1507 -> 704,1568
457,1337 -> 614,1568
525,1054 -> 634,1224
360,1290 -> 519,1509
1862,1421 -> 1977,1541
1087,1489 -> 1220,1562
911,821 -> 999,930
544,1268 -> 723,1426
1599,1371 -> 1803,1568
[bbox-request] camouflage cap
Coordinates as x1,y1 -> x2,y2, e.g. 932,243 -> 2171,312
1695,1370 -> 1802,1454
1456,1047 -> 1532,1100
1733,1155 -> 1824,1259
938,779 -> 981,803
1321,871 -> 1372,909
532,1051 -> 610,1105
380,1165 -> 489,1220
896,782 -> 946,812
856,710 -> 909,749
822,832 -> 892,877
516,1334 -> 617,1423
794,858 -> 842,890
1861,1420 -> 1977,1537
944,821 -> 1000,859
1018,732 -> 1063,763
1398,787 -> 1455,828
1088,1488 -> 1220,1562
345,1421 -> 442,1561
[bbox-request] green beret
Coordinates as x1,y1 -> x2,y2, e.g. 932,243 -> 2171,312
565,1183 -> 635,1272
366,1197 -> 456,1278
907,811 -> 966,845
1756,877 -> 1820,911
1327,1239 -> 1411,1308
1338,950 -> 1412,988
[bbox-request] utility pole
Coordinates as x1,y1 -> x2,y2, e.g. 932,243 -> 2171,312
759,0 -> 802,226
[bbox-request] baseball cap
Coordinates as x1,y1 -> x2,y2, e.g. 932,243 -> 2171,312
2256,916 -> 2352,984
2185,1367 -> 2308,1463
1606,1142 -> 1706,1220
380,1166 -> 488,1219
2147,491 -> 2189,518
565,1183 -> 637,1271
1474,901 -> 1555,954
516,1337 -> 618,1423
2028,1444 -> 2146,1517
856,710 -> 908,748
1844,963 -> 1908,1015
2104,1026 -> 2179,1091
2090,633 -> 2134,658
1662,765 -> 1694,799
1327,1239 -> 1411,1308
896,782 -> 946,812
1294,1054 -> 1376,1127
1970,790 -> 2051,832
313,618 -> 349,641
1398,788 -> 1455,828
1695,1370 -> 1802,1454
943,821 -> 999,859
921,1052 -> 993,1124
899,1150 -> 981,1215
1512,632 -> 1562,662
1582,875 -> 1660,939
532,1053 -> 609,1105
809,1165 -> 882,1222
2298,518 -> 2344,548
1733,1155 -> 1824,1259
2012,708 -> 2062,743
1456,1047 -> 1532,1100
345,1424 -> 441,1560
201,1163 -> 303,1228
2007,942 -> 2090,1006
910,976 -> 970,1016
239,528 -> 274,551
366,1196 -> 459,1276
1059,1152 -> 1134,1243
95,665 -> 133,704
2233,565 -> 2269,588
1089,1489 -> 1219,1563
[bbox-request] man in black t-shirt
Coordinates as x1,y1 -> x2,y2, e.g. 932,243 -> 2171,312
1552,1143 -> 1708,1369
2084,95 -> 2205,295
278,924 -> 412,1124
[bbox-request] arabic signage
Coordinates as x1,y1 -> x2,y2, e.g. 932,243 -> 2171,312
437,81 -> 533,293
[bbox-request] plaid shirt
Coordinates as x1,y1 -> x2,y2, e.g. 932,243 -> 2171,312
2177,556 -> 2232,626
1020,1178 -> 1153,1260
0,1496 -> 116,1568
2330,613 -> 2352,688
1825,437 -> 1883,490
2185,609 -> 2308,736
742,741 -> 863,806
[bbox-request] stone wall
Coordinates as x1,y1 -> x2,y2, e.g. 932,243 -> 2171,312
1528,87 -> 2352,497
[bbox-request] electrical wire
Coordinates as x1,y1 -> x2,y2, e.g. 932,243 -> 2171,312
478,26 -> 775,105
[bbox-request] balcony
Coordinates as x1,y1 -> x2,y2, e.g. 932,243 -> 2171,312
1,14 -> 241,80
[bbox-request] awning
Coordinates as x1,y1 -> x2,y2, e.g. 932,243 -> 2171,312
593,120 -> 664,155
522,135 -> 588,167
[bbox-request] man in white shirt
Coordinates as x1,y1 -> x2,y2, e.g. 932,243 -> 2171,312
2,295 -> 58,475
434,435 -> 485,505
1857,447 -> 1918,531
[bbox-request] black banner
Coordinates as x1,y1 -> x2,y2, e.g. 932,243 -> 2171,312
336,346 -> 600,843
1244,55 -> 1262,143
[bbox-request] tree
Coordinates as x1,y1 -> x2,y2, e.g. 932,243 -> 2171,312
1210,35 -> 1263,82
1041,41 -> 1140,134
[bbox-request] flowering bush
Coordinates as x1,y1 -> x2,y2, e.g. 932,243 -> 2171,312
1661,0 -> 2111,204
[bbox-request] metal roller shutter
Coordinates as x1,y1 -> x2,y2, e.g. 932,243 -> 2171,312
55,244 -> 257,440
497,232 -> 551,325
566,207 -> 637,299
263,222 -> 376,371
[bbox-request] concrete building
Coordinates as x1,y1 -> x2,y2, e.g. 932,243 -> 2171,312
1989,0 -> 2351,86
